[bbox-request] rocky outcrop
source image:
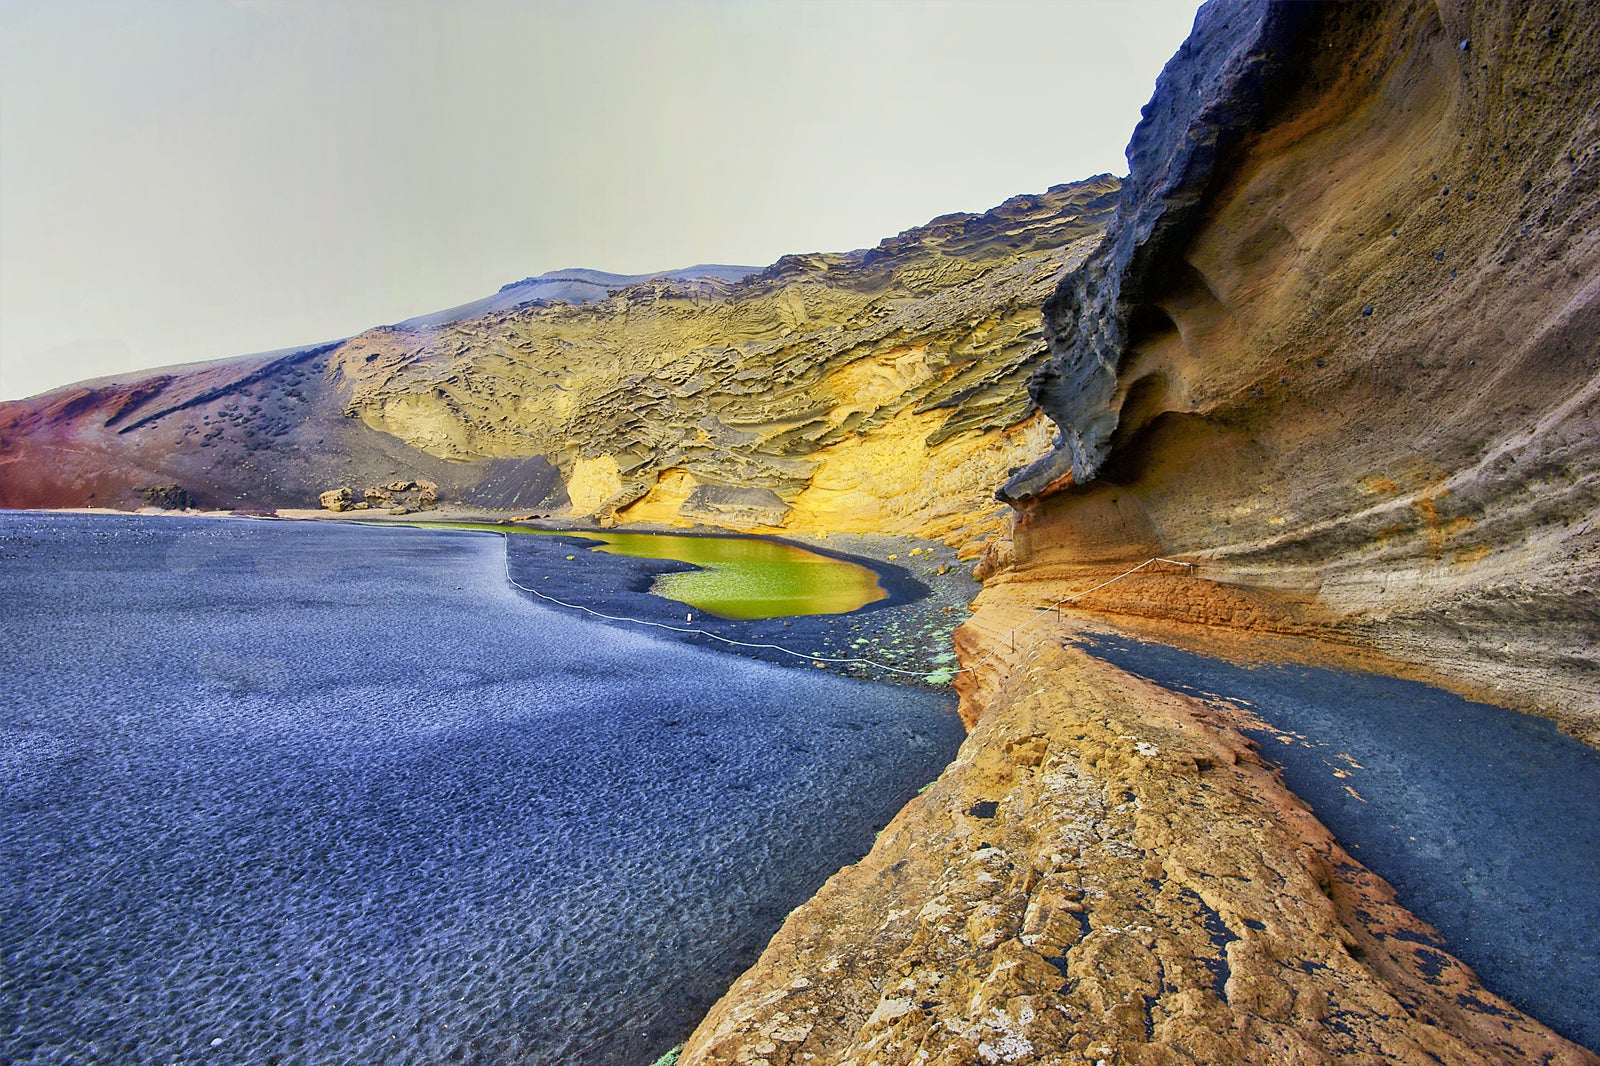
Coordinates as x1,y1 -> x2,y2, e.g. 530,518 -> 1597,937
677,2 -> 1600,1062
992,0 -> 1600,742
319,480 -> 438,514
135,484 -> 192,511
1004,1 -> 1314,497
318,487 -> 355,512
0,180 -> 1117,544
682,635 -> 1594,1065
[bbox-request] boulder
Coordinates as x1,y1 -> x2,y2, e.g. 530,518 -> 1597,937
136,485 -> 192,510
318,487 -> 354,512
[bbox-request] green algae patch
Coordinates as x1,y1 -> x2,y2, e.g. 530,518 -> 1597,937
591,531 -> 887,621
428,523 -> 887,621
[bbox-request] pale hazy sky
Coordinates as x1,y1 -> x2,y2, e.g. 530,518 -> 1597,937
0,0 -> 1200,401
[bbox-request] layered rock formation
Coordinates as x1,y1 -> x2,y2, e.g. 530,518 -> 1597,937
678,1 -> 1600,1062
991,0 -> 1600,742
327,178 -> 1114,540
0,180 -> 1118,544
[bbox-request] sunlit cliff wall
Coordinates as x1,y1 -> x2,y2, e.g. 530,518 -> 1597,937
991,0 -> 1599,741
0,180 -> 1117,547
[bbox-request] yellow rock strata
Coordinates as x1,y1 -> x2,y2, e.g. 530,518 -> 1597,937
566,455 -> 623,517
321,178 -> 1120,544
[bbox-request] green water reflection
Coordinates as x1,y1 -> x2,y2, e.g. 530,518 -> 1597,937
593,532 -> 887,620
442,524 -> 887,620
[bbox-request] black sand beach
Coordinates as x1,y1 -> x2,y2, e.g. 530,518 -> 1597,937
0,513 -> 963,1065
1074,631 -> 1600,1053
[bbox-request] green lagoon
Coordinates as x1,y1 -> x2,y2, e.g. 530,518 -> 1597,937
441,524 -> 888,621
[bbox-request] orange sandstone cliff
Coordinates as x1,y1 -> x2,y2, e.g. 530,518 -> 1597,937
991,0 -> 1599,744
679,2 -> 1600,1063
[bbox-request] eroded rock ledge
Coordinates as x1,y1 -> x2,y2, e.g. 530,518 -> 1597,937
997,0 -> 1600,741
681,1 -> 1599,1061
681,623 -> 1593,1065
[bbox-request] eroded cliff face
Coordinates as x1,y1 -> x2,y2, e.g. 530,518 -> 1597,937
993,0 -> 1600,742
677,2 -> 1600,1062
328,179 -> 1114,540
0,180 -> 1116,544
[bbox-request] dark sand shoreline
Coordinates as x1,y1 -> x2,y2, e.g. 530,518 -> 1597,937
8,507 -> 981,688
479,522 -> 977,687
0,511 -> 965,1065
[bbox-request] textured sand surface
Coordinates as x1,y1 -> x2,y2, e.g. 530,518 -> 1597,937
0,514 -> 961,1065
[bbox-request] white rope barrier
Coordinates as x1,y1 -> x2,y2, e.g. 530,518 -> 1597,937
497,533 -> 930,676
495,531 -> 1192,681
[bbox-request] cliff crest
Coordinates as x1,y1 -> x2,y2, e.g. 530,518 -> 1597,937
995,0 -> 1599,740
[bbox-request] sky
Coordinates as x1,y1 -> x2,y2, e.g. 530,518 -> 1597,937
0,0 -> 1201,401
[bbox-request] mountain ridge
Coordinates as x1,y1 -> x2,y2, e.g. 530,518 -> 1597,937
0,175 -> 1120,542
393,264 -> 763,331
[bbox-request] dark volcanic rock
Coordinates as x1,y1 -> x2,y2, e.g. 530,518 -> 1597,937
136,484 -> 193,510
1003,0 -> 1311,498
993,0 -> 1600,741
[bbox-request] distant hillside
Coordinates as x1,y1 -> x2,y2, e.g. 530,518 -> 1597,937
0,177 -> 1117,541
392,265 -> 760,330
